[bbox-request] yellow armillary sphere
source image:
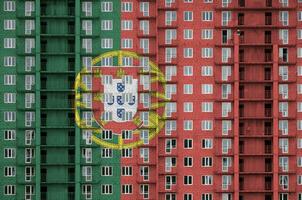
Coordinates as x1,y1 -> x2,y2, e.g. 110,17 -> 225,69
74,50 -> 170,149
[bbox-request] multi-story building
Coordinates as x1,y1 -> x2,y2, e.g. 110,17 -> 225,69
1,0 -> 302,200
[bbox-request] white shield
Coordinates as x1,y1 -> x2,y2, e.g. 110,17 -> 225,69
103,77 -> 138,122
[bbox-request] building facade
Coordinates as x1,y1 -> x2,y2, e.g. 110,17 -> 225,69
1,0 -> 302,200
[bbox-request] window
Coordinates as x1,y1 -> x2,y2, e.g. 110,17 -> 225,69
82,185 -> 92,200
101,2 -> 113,12
184,157 -> 193,167
202,139 -> 213,149
121,20 -> 133,30
101,166 -> 113,176
298,157 -> 302,167
298,48 -> 302,58
121,2 -> 132,12
222,120 -> 232,135
201,194 -> 213,200
202,48 -> 213,58
279,11 -> 289,26
122,130 -> 133,140
140,130 -> 149,144
140,20 -> 149,35
184,29 -> 193,39
280,158 -> 289,172
299,11 -> 302,21
4,111 -> 16,122
201,175 -> 213,185
183,66 -> 193,76
298,85 -> 302,94
279,175 -> 289,190
222,139 -> 232,153
184,102 -> 193,112
4,148 -> 16,158
222,11 -> 231,26
140,166 -> 149,181
101,38 -> 113,49
184,48 -> 193,58
184,194 -> 193,200
140,2 -> 149,16
298,102 -> 302,112
165,11 -> 177,25
298,66 -> 302,76
202,102 -> 213,112
121,39 -> 133,49
4,130 -> 16,140
222,48 -> 231,62
122,148 -> 132,158
165,47 -> 177,62
4,185 -> 15,195
82,39 -> 92,53
298,175 -> 302,185
101,148 -> 113,158
4,93 -> 16,104
201,157 -> 213,167
184,120 -> 193,130
222,66 -> 232,80
165,29 -> 177,44
201,66 -> 213,76
298,29 -> 302,40
139,148 -> 149,163
202,11 -> 213,21
4,38 -> 15,48
122,56 -> 132,65
202,84 -> 213,94
184,175 -> 193,185
25,38 -> 35,53
25,20 -> 35,35
201,120 -> 213,130
25,1 -> 35,16
101,20 -> 113,31
222,157 -> 232,172
184,139 -> 193,149
4,20 -> 15,30
25,56 -> 35,71
122,184 -> 132,194
101,184 -> 113,194
4,166 -> 15,177
222,175 -> 232,190
121,166 -> 132,176
279,29 -> 288,44
165,66 -> 177,81
25,148 -> 34,163
202,29 -> 213,39
4,56 -> 16,67
81,20 -> 92,35
102,130 -> 112,140
165,120 -> 177,135
25,112 -> 35,127
4,1 -> 15,11
82,1 -> 92,17
140,184 -> 149,199
184,84 -> 193,94
184,11 -> 193,21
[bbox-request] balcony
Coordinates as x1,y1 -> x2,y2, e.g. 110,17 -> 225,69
264,106 -> 272,118
264,141 -> 272,154
264,122 -> 272,136
41,99 -> 74,110
265,158 -> 272,172
265,176 -> 272,190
